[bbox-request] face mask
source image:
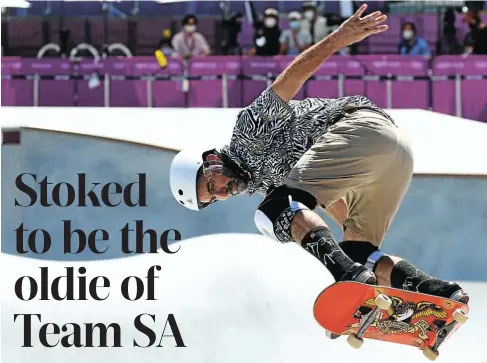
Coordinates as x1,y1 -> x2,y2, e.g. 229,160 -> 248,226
403,30 -> 413,40
289,21 -> 300,30
264,18 -> 276,28
304,10 -> 315,20
184,25 -> 196,33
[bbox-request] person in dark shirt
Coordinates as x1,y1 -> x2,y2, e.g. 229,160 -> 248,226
248,8 -> 281,56
221,12 -> 244,55
170,4 -> 470,309
463,10 -> 487,55
440,8 -> 460,55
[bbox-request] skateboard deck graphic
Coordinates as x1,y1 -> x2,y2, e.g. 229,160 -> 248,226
314,282 -> 469,360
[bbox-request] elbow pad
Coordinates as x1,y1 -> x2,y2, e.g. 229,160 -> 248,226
254,185 -> 317,243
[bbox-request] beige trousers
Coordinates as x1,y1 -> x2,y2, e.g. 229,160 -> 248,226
284,110 -> 414,246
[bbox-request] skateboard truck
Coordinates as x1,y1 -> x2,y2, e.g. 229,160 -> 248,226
347,294 -> 393,349
423,309 -> 469,361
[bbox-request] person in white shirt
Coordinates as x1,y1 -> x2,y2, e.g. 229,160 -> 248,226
301,2 -> 329,44
171,14 -> 211,59
279,12 -> 312,55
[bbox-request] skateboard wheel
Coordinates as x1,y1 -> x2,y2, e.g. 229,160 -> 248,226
423,346 -> 439,361
347,334 -> 364,349
452,309 -> 469,324
375,294 -> 392,310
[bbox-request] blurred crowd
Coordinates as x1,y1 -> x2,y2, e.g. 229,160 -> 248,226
158,2 -> 353,59
158,3 -> 487,60
2,1 -> 486,60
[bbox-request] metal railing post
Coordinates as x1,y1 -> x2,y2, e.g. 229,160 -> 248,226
183,61 -> 190,108
147,75 -> 153,108
104,73 -> 110,107
33,74 -> 40,107
386,74 -> 392,109
338,74 -> 344,98
455,73 -> 462,117
222,73 -> 228,108
427,68 -> 433,111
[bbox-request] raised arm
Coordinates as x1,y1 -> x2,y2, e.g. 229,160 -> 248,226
271,4 -> 388,102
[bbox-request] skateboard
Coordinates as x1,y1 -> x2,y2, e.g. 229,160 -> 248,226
314,281 -> 469,361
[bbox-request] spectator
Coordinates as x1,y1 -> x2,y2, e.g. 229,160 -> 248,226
221,12 -> 244,55
440,8 -> 460,55
463,9 -> 487,55
398,22 -> 431,56
300,2 -> 328,45
172,14 -> 211,59
248,8 -> 281,56
279,11 -> 312,55
158,29 -> 175,57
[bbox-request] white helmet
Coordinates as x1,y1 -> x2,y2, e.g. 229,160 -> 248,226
169,147 -> 207,211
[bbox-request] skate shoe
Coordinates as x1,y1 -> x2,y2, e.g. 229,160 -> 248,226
446,282 -> 469,304
423,280 -> 469,304
339,263 -> 377,285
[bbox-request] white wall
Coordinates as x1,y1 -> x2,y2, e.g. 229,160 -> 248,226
1,107 -> 487,175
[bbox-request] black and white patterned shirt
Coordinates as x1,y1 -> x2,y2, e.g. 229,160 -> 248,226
220,87 -> 392,197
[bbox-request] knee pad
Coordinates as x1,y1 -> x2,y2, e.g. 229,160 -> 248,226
338,240 -> 386,271
254,185 -> 318,243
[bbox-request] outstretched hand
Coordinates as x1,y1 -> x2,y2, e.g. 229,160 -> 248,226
270,4 -> 388,103
333,4 -> 388,48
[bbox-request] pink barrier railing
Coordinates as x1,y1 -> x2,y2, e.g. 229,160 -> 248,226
2,55 -> 487,121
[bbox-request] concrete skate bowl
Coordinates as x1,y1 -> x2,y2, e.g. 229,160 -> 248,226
1,234 -> 486,363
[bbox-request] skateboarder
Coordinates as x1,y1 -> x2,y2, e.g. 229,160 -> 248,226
170,5 -> 469,306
